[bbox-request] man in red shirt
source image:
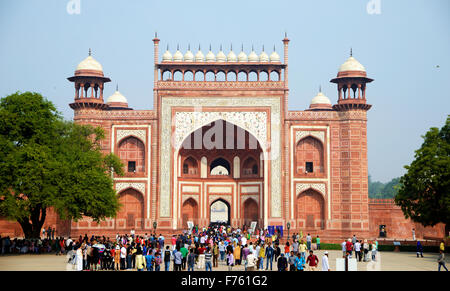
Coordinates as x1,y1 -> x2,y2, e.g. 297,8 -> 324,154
171,235 -> 177,250
306,250 -> 319,271
198,245 -> 206,254
346,238 -> 353,258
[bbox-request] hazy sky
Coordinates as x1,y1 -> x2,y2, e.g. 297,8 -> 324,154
0,0 -> 449,182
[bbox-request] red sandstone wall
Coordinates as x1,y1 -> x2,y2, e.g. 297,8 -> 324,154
0,208 -> 69,238
369,200 -> 445,239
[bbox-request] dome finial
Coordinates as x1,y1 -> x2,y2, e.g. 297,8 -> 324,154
319,85 -> 322,93
188,43 -> 191,50
262,45 -> 265,52
231,43 -> 233,51
350,47 -> 353,57
166,44 -> 169,51
273,45 -> 276,52
155,32 -> 157,38
116,84 -> 119,91
252,44 -> 254,51
88,48 -> 92,56
177,44 -> 179,50
220,44 -> 222,51
199,44 -> 201,50
209,44 -> 212,51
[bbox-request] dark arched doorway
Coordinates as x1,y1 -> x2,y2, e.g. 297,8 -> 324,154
210,199 -> 230,225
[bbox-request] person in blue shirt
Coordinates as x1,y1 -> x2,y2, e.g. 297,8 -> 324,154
294,253 -> 306,271
265,243 -> 274,270
145,251 -> 154,271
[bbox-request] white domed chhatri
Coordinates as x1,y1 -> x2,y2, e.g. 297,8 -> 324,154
310,91 -> 331,105
76,49 -> 103,72
195,45 -> 205,62
184,45 -> 194,62
162,46 -> 173,62
227,45 -> 237,62
309,89 -> 332,110
248,46 -> 259,62
107,86 -> 128,107
259,46 -> 269,62
238,45 -> 248,62
269,46 -> 280,62
173,45 -> 183,62
339,56 -> 366,72
216,45 -> 227,62
206,45 -> 216,62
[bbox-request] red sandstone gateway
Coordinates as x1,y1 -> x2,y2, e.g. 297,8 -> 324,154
0,34 -> 444,240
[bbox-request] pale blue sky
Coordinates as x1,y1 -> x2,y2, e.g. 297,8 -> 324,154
0,0 -> 449,182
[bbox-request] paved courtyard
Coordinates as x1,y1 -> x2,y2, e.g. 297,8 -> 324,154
0,250 -> 446,271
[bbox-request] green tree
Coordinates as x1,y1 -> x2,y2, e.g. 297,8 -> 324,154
368,174 -> 385,197
382,177 -> 401,198
0,92 -> 123,238
395,116 -> 450,230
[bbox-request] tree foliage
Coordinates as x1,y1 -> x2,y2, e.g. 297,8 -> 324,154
0,92 -> 123,238
368,175 -> 401,199
395,116 -> 450,227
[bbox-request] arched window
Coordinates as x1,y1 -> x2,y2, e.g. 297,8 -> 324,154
118,136 -> 145,174
216,71 -> 226,81
238,71 -> 247,82
260,71 -> 269,81
205,71 -> 215,81
248,71 -> 258,81
184,71 -> 194,81
227,71 -> 237,81
270,71 -> 280,81
182,156 -> 198,176
242,157 -> 258,176
162,71 -> 172,81
173,71 -> 183,81
195,71 -> 204,81
210,158 -> 230,176
295,136 -> 324,177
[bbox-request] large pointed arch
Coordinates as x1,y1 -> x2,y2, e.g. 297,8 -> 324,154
296,188 -> 325,230
161,98 -> 282,229
115,188 -> 145,230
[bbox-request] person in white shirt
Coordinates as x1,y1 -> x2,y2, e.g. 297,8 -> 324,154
246,251 -> 257,271
354,240 -> 361,261
120,245 -> 127,270
322,251 -> 330,271
371,242 -> 377,261
66,237 -> 73,248
341,240 -> 346,257
241,236 -> 247,246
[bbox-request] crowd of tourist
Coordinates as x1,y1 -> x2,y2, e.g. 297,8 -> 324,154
1,224 -> 447,271
60,226 -> 381,271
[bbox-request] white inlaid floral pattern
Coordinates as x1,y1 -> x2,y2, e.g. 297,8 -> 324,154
116,129 -> 147,144
295,183 -> 326,197
115,182 -> 146,194
174,111 -> 267,150
295,131 -> 325,144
